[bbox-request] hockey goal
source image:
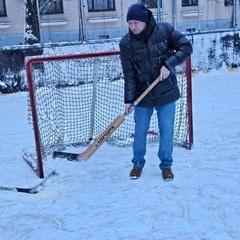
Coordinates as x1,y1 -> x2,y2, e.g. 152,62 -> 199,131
24,51 -> 193,178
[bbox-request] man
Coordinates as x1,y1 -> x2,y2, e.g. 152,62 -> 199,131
119,3 -> 192,181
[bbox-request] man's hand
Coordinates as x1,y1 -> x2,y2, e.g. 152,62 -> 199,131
159,65 -> 170,81
125,103 -> 134,115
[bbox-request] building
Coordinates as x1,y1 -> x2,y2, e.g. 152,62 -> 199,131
0,0 -> 239,47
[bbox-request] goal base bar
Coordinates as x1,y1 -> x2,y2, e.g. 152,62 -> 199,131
52,151 -> 80,161
22,148 -> 44,178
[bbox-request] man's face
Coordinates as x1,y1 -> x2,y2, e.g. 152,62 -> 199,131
128,20 -> 146,35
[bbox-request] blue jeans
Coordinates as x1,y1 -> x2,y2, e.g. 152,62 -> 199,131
131,102 -> 175,170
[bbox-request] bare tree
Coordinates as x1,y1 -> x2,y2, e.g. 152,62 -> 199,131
38,0 -> 59,17
24,0 -> 60,45
24,0 -> 41,45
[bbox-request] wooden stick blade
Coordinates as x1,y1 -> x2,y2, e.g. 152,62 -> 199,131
52,114 -> 126,162
52,151 -> 79,161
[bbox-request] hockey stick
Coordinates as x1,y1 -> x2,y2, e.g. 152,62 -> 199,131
0,170 -> 58,194
53,76 -> 161,162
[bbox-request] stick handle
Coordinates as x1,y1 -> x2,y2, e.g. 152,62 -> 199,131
133,76 -> 160,106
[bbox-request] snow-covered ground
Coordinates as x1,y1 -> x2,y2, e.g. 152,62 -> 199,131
0,69 -> 239,240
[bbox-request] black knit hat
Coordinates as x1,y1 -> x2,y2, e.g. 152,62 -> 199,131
126,3 -> 148,23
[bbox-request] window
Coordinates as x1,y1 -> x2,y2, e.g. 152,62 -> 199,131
142,0 -> 161,8
0,0 -> 7,17
182,0 -> 198,7
39,0 -> 64,15
87,0 -> 115,12
224,0 -> 233,6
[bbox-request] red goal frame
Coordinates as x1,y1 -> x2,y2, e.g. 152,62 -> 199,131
25,51 -> 193,178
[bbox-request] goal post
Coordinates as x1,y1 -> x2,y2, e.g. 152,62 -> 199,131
24,51 -> 193,178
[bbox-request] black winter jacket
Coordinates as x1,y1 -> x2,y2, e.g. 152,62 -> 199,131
119,10 -> 193,106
